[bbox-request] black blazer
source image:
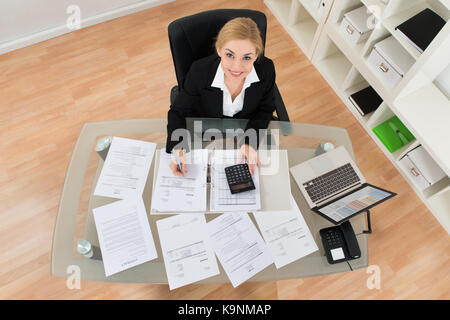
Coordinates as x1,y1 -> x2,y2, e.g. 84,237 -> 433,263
166,54 -> 276,153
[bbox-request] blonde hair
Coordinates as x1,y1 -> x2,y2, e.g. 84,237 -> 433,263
215,17 -> 263,58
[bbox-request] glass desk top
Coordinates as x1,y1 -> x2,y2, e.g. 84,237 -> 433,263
51,118 -> 368,283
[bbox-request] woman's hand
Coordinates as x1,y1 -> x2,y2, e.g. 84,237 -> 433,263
170,149 -> 188,176
238,144 -> 260,174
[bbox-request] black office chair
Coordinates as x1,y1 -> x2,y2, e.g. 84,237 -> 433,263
167,9 -> 290,122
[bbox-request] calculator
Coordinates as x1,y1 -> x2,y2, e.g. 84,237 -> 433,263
224,164 -> 256,194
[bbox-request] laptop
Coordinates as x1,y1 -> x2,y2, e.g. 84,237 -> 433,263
290,146 -> 396,225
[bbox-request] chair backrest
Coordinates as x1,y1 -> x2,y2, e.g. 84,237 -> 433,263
168,9 -> 267,89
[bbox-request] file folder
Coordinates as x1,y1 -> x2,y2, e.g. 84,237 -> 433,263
372,116 -> 415,153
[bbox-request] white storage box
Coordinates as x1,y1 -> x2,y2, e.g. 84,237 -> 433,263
399,145 -> 447,190
340,6 -> 372,44
367,36 -> 415,88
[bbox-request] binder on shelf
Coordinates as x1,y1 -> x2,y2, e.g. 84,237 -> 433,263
372,116 -> 415,153
395,8 -> 446,54
349,86 -> 383,116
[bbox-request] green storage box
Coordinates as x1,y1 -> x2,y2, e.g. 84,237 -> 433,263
372,116 -> 415,153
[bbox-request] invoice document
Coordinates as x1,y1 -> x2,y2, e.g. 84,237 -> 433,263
210,149 -> 261,212
151,149 -> 208,213
253,195 -> 318,269
207,212 -> 273,287
94,137 -> 156,199
93,198 -> 158,277
156,214 -> 219,290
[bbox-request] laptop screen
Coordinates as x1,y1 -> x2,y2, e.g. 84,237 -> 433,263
312,183 -> 396,225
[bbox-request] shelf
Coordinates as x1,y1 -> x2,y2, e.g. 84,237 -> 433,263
393,83 -> 450,176
299,0 -> 322,23
382,1 -> 449,60
391,139 -> 418,160
396,139 -> 421,160
315,51 -> 352,90
266,0 -> 321,58
361,0 -> 387,18
332,22 -> 366,56
266,0 -> 450,233
324,20 -> 394,102
427,187 -> 450,234
424,176 -> 450,199
288,18 -> 318,54
265,0 -> 292,26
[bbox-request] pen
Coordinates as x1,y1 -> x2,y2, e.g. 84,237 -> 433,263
174,151 -> 183,173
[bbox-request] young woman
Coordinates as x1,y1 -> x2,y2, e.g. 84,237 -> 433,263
166,17 -> 276,176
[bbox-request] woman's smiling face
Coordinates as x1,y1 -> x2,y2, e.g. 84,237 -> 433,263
216,39 -> 257,81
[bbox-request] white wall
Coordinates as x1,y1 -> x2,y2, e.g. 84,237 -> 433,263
0,0 -> 173,54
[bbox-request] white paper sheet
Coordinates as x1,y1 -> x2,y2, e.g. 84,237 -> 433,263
253,195 -> 318,269
210,149 -> 261,212
156,214 -> 219,290
93,198 -> 158,277
151,149 -> 208,213
207,212 -> 273,287
94,137 -> 156,199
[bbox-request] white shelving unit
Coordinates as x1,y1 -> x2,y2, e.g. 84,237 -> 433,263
265,0 -> 334,58
265,0 -> 450,233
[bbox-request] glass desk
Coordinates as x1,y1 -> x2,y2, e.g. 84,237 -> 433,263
51,118 -> 368,283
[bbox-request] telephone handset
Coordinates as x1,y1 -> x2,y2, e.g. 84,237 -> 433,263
320,221 -> 361,264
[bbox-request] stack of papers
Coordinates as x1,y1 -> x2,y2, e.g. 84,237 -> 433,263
92,137 -> 158,277
151,149 -> 261,213
92,142 -> 318,286
93,198 -> 158,277
94,137 -> 156,199
156,214 -> 219,290
254,196 -> 318,269
151,149 -> 208,212
206,212 -> 273,287
157,197 -> 318,289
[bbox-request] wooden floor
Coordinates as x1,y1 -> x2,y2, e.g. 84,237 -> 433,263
0,0 -> 448,300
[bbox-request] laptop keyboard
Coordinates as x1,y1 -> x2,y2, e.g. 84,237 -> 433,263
303,163 -> 360,203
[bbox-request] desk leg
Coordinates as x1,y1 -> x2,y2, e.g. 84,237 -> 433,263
362,210 -> 372,234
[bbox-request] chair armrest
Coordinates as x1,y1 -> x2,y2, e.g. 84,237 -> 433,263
274,83 -> 289,122
170,85 -> 179,106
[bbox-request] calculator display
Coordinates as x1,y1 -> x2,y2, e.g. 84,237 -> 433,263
231,181 -> 253,191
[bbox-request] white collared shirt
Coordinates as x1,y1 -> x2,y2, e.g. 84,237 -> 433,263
211,64 -> 260,117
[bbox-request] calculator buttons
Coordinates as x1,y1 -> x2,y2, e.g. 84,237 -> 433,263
225,164 -> 255,194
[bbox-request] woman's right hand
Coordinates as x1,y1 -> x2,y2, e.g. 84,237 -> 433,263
170,149 -> 188,176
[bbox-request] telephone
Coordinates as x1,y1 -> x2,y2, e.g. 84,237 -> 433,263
320,221 -> 361,264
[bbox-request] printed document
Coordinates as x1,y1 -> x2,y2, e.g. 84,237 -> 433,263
156,214 -> 219,290
207,212 -> 273,287
94,137 -> 156,199
93,198 -> 158,277
151,149 -> 208,213
210,149 -> 261,212
254,195 -> 318,269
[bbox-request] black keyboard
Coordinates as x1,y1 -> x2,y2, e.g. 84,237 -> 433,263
303,163 -> 360,203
